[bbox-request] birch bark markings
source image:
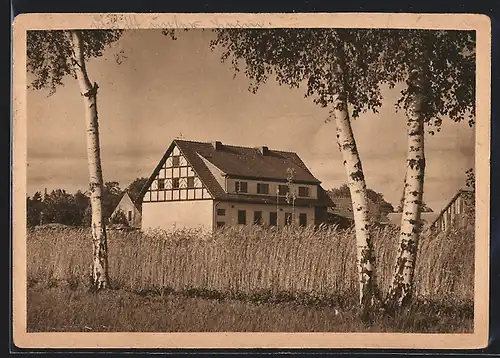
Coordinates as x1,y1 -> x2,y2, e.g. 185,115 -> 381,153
387,66 -> 428,308
331,51 -> 378,310
70,30 -> 110,290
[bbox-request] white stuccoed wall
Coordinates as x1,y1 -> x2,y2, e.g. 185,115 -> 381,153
141,200 -> 214,232
213,200 -> 315,228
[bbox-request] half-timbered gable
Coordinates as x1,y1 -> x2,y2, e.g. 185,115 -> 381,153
143,145 -> 212,203
138,139 -> 334,231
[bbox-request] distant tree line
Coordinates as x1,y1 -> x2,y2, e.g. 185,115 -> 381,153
26,177 -> 147,228
327,183 -> 435,219
327,184 -> 395,216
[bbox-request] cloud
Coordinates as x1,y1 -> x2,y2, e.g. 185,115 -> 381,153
26,29 -> 475,212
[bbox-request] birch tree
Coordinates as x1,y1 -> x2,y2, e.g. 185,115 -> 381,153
27,30 -> 123,290
379,30 -> 475,310
211,29 -> 387,314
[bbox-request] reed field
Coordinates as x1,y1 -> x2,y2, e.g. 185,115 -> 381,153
26,225 -> 475,332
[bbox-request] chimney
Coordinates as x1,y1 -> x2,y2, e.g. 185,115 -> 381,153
211,141 -> 223,151
256,146 -> 269,155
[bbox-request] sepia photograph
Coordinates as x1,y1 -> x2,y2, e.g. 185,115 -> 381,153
12,13 -> 490,349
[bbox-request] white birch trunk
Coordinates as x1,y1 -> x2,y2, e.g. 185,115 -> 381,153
387,66 -> 427,308
70,30 -> 110,290
331,49 -> 378,312
332,97 -> 378,310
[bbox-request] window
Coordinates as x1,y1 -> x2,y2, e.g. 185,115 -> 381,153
257,183 -> 269,195
254,211 -> 263,225
172,156 -> 180,167
238,210 -> 247,225
269,212 -> 277,226
299,213 -> 307,227
285,213 -> 292,225
217,208 -> 226,216
172,178 -> 179,189
187,177 -> 195,188
278,185 -> 289,196
235,181 -> 248,193
298,186 -> 310,197
128,210 -> 132,221
216,221 -> 225,228
157,178 -> 165,190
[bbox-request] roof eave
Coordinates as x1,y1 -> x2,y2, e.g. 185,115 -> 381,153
224,174 -> 321,185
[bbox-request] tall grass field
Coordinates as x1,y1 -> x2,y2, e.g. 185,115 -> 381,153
27,225 -> 474,332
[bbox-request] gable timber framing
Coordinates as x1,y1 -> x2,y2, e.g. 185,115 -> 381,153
138,139 -> 335,208
139,142 -> 215,203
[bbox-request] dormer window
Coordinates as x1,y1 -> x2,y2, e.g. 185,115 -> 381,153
298,186 -> 310,197
278,184 -> 289,196
235,181 -> 248,193
257,183 -> 269,195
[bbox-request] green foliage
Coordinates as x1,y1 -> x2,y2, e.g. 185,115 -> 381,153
210,29 -> 475,132
26,192 -> 44,227
110,209 -> 129,227
26,177 -> 147,228
328,183 -> 395,215
377,29 -> 475,132
463,168 -> 475,226
285,168 -> 297,204
27,189 -> 91,227
27,30 -> 124,94
125,177 -> 148,210
210,29 -> 387,118
465,168 -> 475,190
73,190 -> 91,226
102,181 -> 123,221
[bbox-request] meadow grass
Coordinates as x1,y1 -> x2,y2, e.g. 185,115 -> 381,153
26,224 -> 474,332
27,284 -> 473,333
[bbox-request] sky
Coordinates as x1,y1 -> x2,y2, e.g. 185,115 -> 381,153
26,29 -> 475,212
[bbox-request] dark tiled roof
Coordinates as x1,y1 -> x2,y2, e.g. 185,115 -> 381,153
174,140 -> 227,199
325,192 -> 379,220
175,140 -> 321,184
139,139 -> 332,207
328,196 -> 354,219
317,186 -> 336,208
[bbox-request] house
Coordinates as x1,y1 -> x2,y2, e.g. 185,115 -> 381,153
429,188 -> 475,232
385,188 -> 475,233
325,194 -> 387,228
109,192 -> 142,229
138,139 -> 335,231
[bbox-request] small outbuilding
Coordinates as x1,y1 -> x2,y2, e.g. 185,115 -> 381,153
110,192 -> 142,229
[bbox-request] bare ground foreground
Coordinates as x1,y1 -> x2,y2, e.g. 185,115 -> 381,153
26,226 -> 474,333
